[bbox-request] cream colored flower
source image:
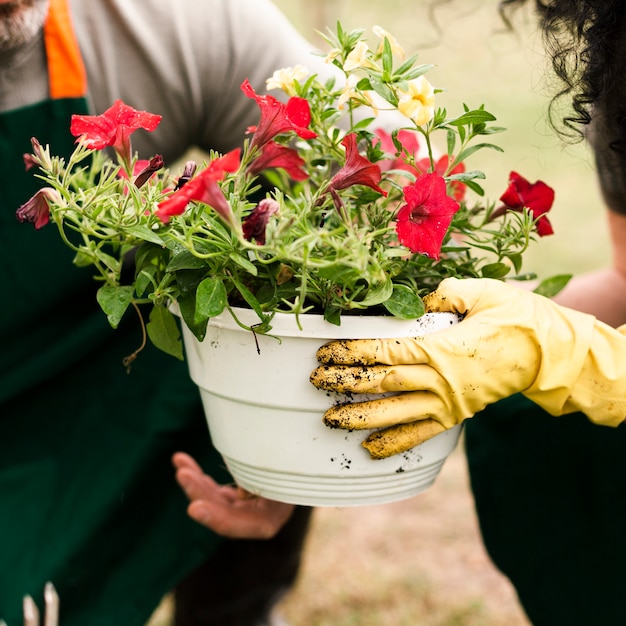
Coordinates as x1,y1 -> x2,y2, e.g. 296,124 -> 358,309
344,41 -> 376,72
397,76 -> 436,126
373,25 -> 405,60
324,47 -> 341,64
265,65 -> 310,96
337,74 -> 377,111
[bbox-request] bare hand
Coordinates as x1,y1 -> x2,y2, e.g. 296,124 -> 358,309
172,452 -> 295,539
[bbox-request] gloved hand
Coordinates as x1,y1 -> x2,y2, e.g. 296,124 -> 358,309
310,277 -> 626,459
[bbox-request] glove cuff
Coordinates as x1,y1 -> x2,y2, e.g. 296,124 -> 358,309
525,311 -> 626,426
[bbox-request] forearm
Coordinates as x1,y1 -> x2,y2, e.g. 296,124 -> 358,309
553,210 -> 626,328
553,269 -> 626,327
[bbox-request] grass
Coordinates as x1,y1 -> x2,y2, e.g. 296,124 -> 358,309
148,2 -> 606,623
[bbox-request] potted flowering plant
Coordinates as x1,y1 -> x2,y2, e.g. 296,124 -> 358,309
17,24 -> 565,506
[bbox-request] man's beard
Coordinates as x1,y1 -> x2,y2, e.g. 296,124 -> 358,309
0,0 -> 49,51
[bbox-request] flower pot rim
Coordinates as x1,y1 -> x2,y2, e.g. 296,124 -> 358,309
206,305 -> 461,340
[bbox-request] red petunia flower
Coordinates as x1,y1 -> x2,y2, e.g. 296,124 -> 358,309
241,79 -> 317,150
248,141 -> 308,181
329,133 -> 386,196
416,154 -> 466,202
395,173 -> 460,259
155,149 -> 240,225
499,170 -> 554,236
16,187 -> 61,229
70,100 -> 162,166
376,128 -> 466,201
243,198 -> 280,244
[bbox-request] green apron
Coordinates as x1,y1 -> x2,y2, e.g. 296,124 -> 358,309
0,4 -> 229,624
466,398 -> 626,626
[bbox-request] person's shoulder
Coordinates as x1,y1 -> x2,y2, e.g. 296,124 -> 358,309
70,0 -> 283,26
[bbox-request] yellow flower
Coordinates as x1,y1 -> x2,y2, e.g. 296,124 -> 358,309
266,65 -> 310,96
373,25 -> 405,60
397,76 -> 436,125
344,41 -> 376,72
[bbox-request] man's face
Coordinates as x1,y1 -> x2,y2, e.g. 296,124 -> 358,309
0,0 -> 49,51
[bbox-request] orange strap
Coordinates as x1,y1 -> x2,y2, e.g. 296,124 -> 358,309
43,0 -> 87,99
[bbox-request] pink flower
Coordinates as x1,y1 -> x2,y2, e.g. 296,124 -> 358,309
248,141 -> 308,181
23,137 -> 46,171
375,128 -> 423,176
395,173 -> 460,259
243,198 -> 280,244
498,171 -> 555,236
16,188 -> 61,229
70,100 -> 162,165
241,79 -> 317,150
155,149 -> 240,224
329,133 -> 386,196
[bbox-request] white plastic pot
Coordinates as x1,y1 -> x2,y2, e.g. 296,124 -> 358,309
181,307 -> 463,507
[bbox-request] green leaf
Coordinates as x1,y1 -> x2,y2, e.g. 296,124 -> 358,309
229,251 -> 258,275
381,37 -> 393,76
446,109 -> 497,126
96,284 -> 134,328
455,142 -> 504,164
533,274 -> 573,298
480,263 -> 511,279
507,252 -> 523,274
394,55 -> 427,76
369,77 -> 397,106
177,291 -> 207,341
383,284 -> 425,319
125,225 -> 165,246
446,129 -> 456,156
196,277 -> 227,319
146,306 -> 183,360
166,250 -> 209,271
323,306 -> 342,326
358,278 -> 393,307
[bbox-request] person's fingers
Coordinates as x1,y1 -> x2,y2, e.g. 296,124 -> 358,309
173,453 -> 238,505
311,363 -> 443,394
361,419 -> 447,459
422,276 -> 486,313
171,451 -> 202,472
187,496 -> 295,539
172,452 -> 296,538
322,391 -> 457,430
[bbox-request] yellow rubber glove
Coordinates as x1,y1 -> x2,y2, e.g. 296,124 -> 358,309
310,277 -> 626,459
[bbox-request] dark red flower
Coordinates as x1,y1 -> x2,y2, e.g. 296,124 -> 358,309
243,198 -> 280,244
174,161 -> 198,191
499,170 -> 555,236
16,187 -> 61,229
248,141 -> 308,181
155,149 -> 240,224
241,79 -> 317,150
395,173 -> 460,259
329,133 -> 386,196
133,154 -> 164,189
70,100 -> 162,165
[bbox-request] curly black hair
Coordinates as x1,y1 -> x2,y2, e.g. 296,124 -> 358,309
501,0 -> 626,211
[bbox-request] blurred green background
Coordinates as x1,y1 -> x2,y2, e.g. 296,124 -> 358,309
273,0 -> 610,279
